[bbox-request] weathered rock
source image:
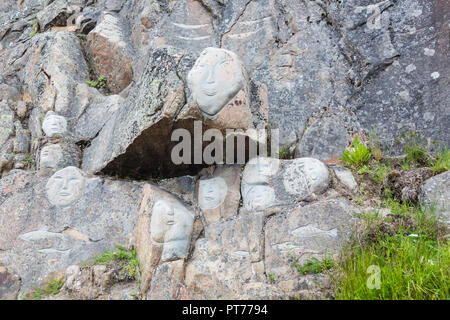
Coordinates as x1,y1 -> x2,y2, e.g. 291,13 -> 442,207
0,102 -> 14,147
21,31 -> 89,117
331,165 -> 358,193
36,0 -> 81,31
0,169 -> 143,295
86,12 -> 135,94
0,265 -> 21,300
13,121 -> 30,154
264,198 -> 358,282
296,117 -> 349,161
419,171 -> 450,224
383,168 -> 434,203
75,93 -> 123,141
184,213 -> 269,299
325,0 -> 450,150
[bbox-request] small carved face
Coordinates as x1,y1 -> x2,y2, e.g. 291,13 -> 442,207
187,47 -> 245,118
42,114 -> 67,137
243,185 -> 275,211
150,199 -> 176,243
198,177 -> 228,210
40,144 -> 63,168
46,166 -> 85,207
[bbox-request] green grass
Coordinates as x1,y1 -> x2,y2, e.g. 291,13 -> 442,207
29,18 -> 40,38
430,146 -> 449,174
293,256 -> 335,275
23,277 -> 65,300
277,146 -> 290,159
340,137 -> 372,169
87,75 -> 107,89
357,161 -> 391,184
87,245 -> 140,279
332,202 -> 449,300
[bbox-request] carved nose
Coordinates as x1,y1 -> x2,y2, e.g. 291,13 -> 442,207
62,179 -> 69,190
206,68 -> 215,84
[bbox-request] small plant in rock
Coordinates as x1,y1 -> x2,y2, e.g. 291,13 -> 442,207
277,146 -> 290,159
23,277 -> 65,300
266,273 -> 277,282
87,75 -> 107,89
340,137 -> 372,168
430,146 -> 449,174
402,132 -> 431,166
293,256 -> 335,275
29,18 -> 40,38
88,245 -> 141,279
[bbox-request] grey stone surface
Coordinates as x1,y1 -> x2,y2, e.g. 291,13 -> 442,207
296,117 -> 349,161
0,102 -> 14,147
36,0 -> 81,31
324,0 -> 449,151
264,198 -> 359,281
0,169 -> 143,295
331,165 -> 358,193
419,171 -> 450,224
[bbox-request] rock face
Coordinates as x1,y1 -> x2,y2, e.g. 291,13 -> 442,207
296,117 -> 349,161
265,199 -> 358,281
0,0 -> 448,300
419,171 -> 450,224
0,169 -> 143,295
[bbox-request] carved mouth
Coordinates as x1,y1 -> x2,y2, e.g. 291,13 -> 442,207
166,220 -> 175,225
59,192 -> 71,197
205,196 -> 215,201
202,88 -> 217,96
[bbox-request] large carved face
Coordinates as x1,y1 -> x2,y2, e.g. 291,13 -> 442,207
187,47 -> 245,118
283,158 -> 329,195
42,114 -> 67,137
40,144 -> 63,168
243,157 -> 279,185
198,177 -> 228,210
46,166 -> 85,207
150,198 -> 194,250
243,184 -> 275,211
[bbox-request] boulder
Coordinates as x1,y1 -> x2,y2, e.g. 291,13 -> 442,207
419,171 -> 450,224
86,12 -> 135,94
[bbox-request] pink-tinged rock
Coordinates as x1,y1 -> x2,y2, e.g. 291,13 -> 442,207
86,12 -> 135,94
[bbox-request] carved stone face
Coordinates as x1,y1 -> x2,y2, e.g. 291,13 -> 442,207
187,47 -> 245,118
40,144 -> 63,168
283,158 -> 329,196
46,166 -> 85,207
198,177 -> 228,210
243,157 -> 279,185
243,185 -> 275,211
150,199 -> 176,243
42,114 -> 67,137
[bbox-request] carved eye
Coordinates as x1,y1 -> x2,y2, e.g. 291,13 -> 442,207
53,176 -> 63,180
